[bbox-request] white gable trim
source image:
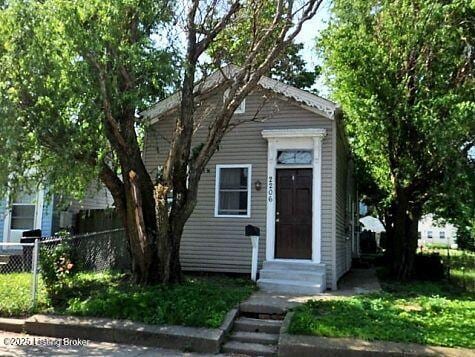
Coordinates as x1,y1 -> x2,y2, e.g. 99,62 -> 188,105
141,65 -> 338,123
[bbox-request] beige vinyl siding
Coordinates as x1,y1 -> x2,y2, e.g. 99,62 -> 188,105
334,119 -> 352,281
144,89 -> 335,287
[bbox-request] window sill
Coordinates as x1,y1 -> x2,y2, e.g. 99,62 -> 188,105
214,214 -> 251,219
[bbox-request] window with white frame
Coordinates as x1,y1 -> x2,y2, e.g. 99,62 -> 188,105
427,231 -> 433,239
215,165 -> 251,217
439,231 -> 445,240
10,192 -> 37,230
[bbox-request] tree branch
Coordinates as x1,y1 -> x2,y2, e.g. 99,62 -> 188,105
86,54 -> 128,150
195,1 -> 241,59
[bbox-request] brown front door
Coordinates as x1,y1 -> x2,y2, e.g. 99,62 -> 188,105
275,168 -> 312,259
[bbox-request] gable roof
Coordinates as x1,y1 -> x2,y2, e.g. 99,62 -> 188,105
141,65 -> 338,123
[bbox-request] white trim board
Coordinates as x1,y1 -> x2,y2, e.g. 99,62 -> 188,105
262,128 -> 326,263
2,189 -> 44,245
141,65 -> 338,122
214,164 -> 252,218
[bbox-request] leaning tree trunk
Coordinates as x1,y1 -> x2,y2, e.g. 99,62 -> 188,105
100,162 -> 159,285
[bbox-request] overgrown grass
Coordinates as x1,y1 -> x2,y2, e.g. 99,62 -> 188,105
55,272 -> 255,328
0,273 -> 49,317
289,278 -> 475,348
0,272 -> 255,328
423,248 -> 475,292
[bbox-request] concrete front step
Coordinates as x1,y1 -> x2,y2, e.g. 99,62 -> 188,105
257,278 -> 325,295
233,317 -> 282,334
259,268 -> 325,283
231,331 -> 279,345
222,340 -> 277,356
262,260 -> 326,272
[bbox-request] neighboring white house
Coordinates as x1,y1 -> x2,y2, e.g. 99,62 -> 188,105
418,214 -> 457,248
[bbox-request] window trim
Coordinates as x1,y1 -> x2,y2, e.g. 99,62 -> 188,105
214,164 -> 252,218
3,189 -> 44,244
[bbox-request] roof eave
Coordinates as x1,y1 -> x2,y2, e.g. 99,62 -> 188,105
140,65 -> 338,122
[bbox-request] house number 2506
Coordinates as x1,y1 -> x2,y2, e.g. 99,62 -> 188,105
268,176 -> 273,203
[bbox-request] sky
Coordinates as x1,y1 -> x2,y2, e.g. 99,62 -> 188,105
154,1 -> 333,96
294,0 -> 332,97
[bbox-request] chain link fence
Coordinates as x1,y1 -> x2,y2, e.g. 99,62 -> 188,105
40,228 -> 130,273
0,228 -> 130,308
0,241 -> 40,307
422,246 -> 475,292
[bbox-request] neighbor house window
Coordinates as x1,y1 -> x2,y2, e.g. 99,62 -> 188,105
215,165 -> 251,217
10,192 -> 37,230
427,231 -> 433,239
440,231 -> 445,240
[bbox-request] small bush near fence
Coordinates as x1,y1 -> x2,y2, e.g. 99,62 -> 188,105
40,236 -> 77,304
41,229 -> 130,273
39,229 -> 130,303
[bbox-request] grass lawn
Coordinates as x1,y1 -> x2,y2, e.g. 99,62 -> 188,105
0,272 -> 255,328
289,277 -> 475,348
0,272 -> 48,317
58,272 -> 255,328
423,248 -> 475,292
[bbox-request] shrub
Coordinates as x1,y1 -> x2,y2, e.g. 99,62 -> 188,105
39,236 -> 77,304
414,253 -> 445,281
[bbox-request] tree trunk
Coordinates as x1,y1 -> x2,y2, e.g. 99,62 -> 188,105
386,188 -> 422,280
100,163 -> 159,285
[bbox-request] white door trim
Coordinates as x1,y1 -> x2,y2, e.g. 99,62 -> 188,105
262,128 -> 326,263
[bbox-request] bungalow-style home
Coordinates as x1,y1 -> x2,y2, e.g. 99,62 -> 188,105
142,67 -> 358,292
0,183 -> 113,247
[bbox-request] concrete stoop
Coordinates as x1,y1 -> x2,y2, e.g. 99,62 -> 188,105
257,260 -> 326,295
222,302 -> 284,356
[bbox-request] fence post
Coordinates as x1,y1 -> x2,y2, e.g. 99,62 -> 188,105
31,239 -> 40,309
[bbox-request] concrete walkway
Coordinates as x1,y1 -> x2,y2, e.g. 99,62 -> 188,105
240,268 -> 381,314
0,331 -> 222,357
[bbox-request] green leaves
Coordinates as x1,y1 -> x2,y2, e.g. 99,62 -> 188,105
320,0 -> 474,212
0,0 -> 177,198
58,273 -> 255,328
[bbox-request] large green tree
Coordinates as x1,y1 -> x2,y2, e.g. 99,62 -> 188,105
320,0 -> 474,279
0,0 -> 323,284
0,0 -> 177,283
428,153 -> 475,251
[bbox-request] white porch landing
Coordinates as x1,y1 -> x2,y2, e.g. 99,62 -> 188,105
257,261 -> 326,295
